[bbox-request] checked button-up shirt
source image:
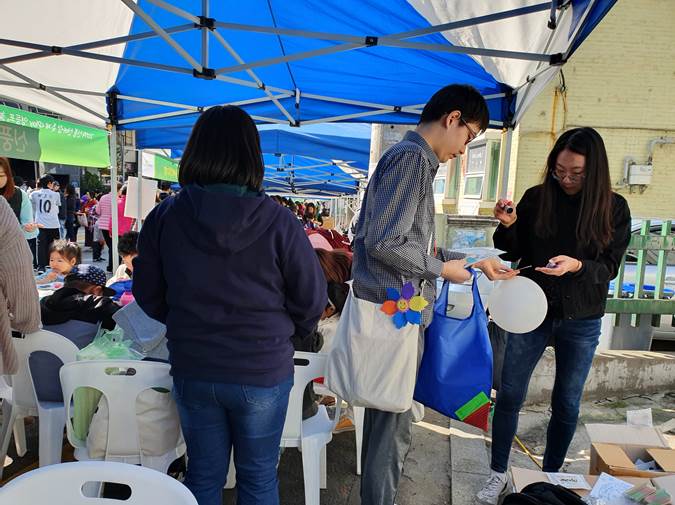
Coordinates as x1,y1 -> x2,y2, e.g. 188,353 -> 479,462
352,130 -> 464,326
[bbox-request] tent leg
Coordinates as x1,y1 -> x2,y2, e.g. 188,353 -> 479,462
137,151 -> 144,232
110,126 -> 120,273
499,127 -> 514,200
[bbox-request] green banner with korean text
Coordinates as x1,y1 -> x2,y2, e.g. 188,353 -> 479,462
140,151 -> 179,182
0,105 -> 109,167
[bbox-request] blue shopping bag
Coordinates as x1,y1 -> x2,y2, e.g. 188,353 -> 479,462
413,273 -> 493,431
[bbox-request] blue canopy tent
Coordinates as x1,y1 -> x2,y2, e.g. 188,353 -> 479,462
0,0 -> 618,266
163,122 -> 370,194
263,153 -> 367,196
141,122 -> 371,195
139,123 -> 371,170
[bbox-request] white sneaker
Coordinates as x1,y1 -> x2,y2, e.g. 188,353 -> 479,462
476,470 -> 508,504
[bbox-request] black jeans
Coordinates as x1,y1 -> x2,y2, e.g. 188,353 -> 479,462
101,229 -> 114,272
65,216 -> 78,242
26,237 -> 38,269
37,228 -> 61,270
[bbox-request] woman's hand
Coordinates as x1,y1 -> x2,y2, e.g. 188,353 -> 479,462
536,255 -> 583,276
473,257 -> 518,281
23,222 -> 38,232
494,199 -> 517,227
441,259 -> 472,283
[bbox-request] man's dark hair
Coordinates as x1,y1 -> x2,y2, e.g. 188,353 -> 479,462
13,175 -> 24,187
160,181 -> 171,191
419,84 -> 489,132
39,174 -> 55,188
118,231 -> 140,257
178,106 -> 264,191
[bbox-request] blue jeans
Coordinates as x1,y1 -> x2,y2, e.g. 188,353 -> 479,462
491,317 -> 601,473
172,375 -> 293,505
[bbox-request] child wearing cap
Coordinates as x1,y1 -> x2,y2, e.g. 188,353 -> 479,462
33,265 -> 120,402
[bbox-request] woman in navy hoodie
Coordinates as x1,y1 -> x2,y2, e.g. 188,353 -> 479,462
133,106 -> 327,505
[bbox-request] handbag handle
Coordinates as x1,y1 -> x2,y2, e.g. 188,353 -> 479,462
435,269 -> 484,318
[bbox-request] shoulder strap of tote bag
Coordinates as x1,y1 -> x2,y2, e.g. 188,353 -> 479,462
434,268 -> 483,317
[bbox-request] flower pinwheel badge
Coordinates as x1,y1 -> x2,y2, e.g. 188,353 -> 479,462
380,282 -> 429,329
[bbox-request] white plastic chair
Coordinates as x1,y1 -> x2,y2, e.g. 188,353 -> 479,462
60,359 -> 185,473
0,375 -> 27,463
0,330 -> 79,478
281,352 -> 342,505
0,460 -> 197,504
313,381 -> 365,475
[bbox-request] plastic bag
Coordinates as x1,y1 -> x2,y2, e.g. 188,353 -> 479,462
414,274 -> 493,431
73,326 -> 143,440
76,326 -> 144,361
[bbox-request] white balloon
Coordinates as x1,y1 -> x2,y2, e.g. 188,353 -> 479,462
487,276 -> 548,334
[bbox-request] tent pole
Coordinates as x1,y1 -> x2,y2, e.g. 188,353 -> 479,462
0,24 -> 195,66
499,127 -> 514,200
212,4 -> 551,44
210,30 -> 296,124
119,0 -> 203,72
110,126 -> 120,273
0,63 -> 106,121
137,151 -> 144,232
201,0 -> 209,68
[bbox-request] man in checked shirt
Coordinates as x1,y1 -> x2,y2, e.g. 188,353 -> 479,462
352,84 -> 517,504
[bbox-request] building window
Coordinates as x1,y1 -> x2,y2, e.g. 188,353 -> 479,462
486,141 -> 502,201
433,177 -> 446,195
463,143 -> 487,198
447,158 -> 460,199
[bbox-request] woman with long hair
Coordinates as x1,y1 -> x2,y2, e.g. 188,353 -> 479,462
133,105 -> 327,505
477,127 -> 632,504
0,157 -> 40,268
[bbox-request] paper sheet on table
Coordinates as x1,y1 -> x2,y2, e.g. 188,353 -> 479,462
588,473 -> 634,505
454,247 -> 506,266
546,472 -> 591,490
627,408 -> 654,427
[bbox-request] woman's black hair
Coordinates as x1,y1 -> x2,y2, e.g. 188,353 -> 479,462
419,84 -> 489,132
117,231 -> 140,256
535,127 -> 613,254
178,106 -> 264,191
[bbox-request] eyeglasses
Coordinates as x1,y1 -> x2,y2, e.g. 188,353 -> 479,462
459,117 -> 480,144
551,168 -> 586,183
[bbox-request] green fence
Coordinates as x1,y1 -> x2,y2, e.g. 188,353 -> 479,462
606,220 -> 675,341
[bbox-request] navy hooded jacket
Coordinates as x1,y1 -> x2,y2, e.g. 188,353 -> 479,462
133,184 -> 327,387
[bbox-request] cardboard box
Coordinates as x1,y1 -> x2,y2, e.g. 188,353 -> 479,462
510,467 -> 649,498
586,423 -> 673,477
585,423 -> 671,449
591,443 -> 675,478
653,474 -> 675,497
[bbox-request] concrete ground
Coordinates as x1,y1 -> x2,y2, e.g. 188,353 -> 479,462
1,408 -> 452,504
450,391 -> 675,505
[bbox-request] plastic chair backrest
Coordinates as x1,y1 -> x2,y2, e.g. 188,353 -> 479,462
282,352 -> 327,441
0,461 -> 197,504
60,360 -> 172,457
11,330 -> 79,410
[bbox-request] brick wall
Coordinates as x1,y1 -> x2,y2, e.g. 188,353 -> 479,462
513,0 -> 675,219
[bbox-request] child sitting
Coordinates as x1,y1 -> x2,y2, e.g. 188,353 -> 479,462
32,265 -> 120,402
107,231 -> 139,303
35,239 -> 81,285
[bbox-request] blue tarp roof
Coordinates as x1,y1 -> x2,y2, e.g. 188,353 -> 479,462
262,153 -> 365,196
109,1 -> 616,133
138,122 -> 372,169
1,2 -> 617,133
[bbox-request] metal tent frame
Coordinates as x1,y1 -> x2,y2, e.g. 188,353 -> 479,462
0,0 -> 611,270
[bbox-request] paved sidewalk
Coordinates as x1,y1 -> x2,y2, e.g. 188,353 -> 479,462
449,391 -> 675,505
